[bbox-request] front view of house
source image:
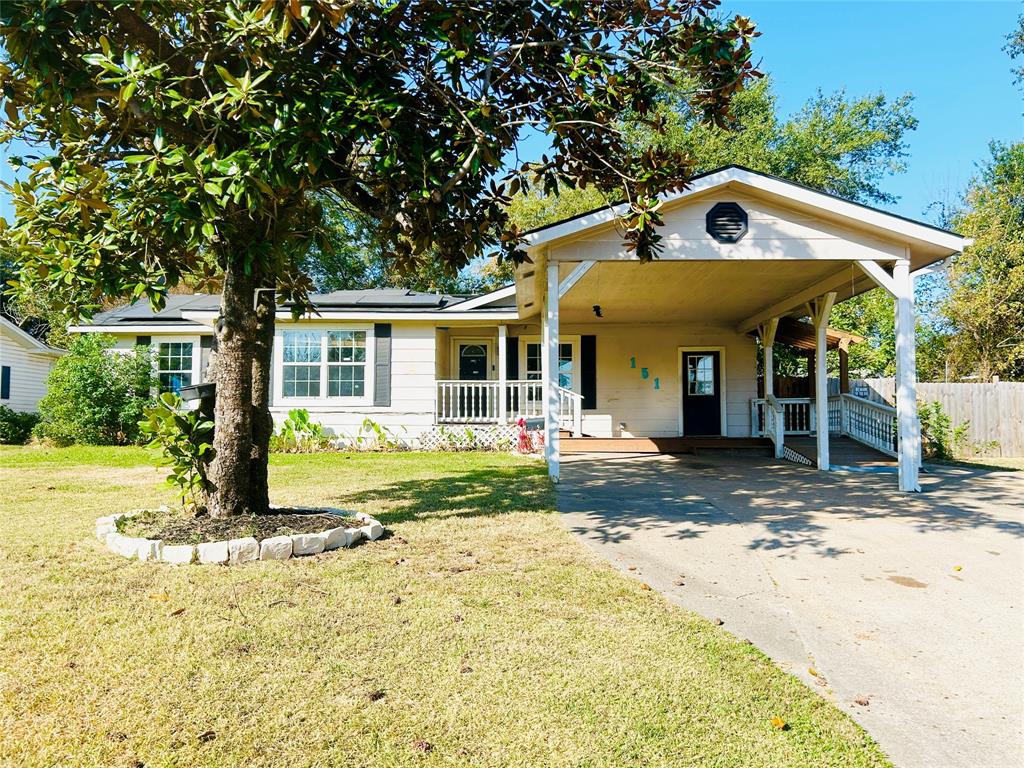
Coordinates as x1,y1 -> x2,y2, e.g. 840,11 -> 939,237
70,166 -> 969,492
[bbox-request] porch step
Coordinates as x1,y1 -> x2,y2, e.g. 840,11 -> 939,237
561,436 -> 772,455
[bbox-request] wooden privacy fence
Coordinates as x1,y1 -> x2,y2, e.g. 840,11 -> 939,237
851,378 -> 1024,457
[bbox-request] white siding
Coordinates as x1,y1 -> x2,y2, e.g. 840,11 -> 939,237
270,321 -> 438,441
0,327 -> 58,412
559,322 -> 757,438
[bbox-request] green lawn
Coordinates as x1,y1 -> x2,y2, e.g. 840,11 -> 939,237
0,446 -> 889,767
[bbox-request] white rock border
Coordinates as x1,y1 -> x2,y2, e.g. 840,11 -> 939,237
97,506 -> 384,565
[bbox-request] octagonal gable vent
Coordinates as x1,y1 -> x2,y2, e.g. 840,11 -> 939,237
706,202 -> 748,244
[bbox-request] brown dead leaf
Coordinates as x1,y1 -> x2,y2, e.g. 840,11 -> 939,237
854,696 -> 871,706
366,689 -> 385,702
170,608 -> 185,617
197,730 -> 216,743
713,618 -> 724,626
148,593 -> 170,602
411,739 -> 433,753
770,716 -> 787,730
640,583 -> 651,591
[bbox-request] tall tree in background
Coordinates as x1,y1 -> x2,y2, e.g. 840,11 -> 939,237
934,143 -> 1024,381
507,75 -> 917,375
1,1 -> 757,516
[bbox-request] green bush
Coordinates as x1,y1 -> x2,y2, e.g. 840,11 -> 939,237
35,333 -> 155,445
0,406 -> 40,444
139,392 -> 214,510
270,408 -> 334,453
918,399 -> 970,460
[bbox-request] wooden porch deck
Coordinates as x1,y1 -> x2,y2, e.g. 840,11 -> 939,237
560,436 -> 772,455
785,435 -> 898,469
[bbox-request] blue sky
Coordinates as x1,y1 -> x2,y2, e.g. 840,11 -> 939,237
2,1 -> 1021,225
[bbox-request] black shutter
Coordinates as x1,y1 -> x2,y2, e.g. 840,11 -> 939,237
581,335 -> 596,410
135,335 -> 151,347
0,366 -> 10,400
373,323 -> 392,407
505,335 -> 518,380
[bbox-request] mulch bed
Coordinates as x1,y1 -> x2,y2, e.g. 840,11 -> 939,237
121,508 -> 361,545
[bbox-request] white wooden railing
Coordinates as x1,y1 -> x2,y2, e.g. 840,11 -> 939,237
839,393 -> 898,457
751,393 -> 898,458
763,394 -> 785,458
436,380 -> 583,436
751,397 -> 814,436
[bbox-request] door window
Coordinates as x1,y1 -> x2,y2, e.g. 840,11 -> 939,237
687,354 -> 716,396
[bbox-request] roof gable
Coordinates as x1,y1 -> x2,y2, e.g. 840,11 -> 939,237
522,165 -> 968,261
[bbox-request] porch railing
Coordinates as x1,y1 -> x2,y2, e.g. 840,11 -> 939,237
839,393 -> 897,457
750,397 -> 814,436
751,392 -> 898,458
435,379 -> 583,436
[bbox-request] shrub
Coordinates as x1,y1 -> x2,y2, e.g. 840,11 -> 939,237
139,392 -> 214,510
35,333 -> 155,445
0,406 -> 40,444
270,408 -> 334,453
918,400 -> 970,460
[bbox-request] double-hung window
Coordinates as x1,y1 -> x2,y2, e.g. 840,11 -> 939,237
279,328 -> 370,402
327,330 -> 366,397
157,341 -> 195,393
282,331 -> 322,398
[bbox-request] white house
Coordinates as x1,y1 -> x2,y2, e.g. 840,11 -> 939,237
0,315 -> 64,412
68,167 -> 970,492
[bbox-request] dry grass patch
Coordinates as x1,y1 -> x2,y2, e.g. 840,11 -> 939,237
0,447 -> 890,767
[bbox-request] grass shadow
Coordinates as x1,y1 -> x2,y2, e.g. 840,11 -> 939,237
328,464 -> 554,525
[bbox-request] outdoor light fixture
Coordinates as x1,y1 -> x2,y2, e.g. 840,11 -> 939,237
593,304 -> 603,317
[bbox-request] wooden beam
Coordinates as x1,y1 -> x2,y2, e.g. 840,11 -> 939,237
737,265 -> 863,334
857,259 -> 897,297
558,260 -> 595,299
758,318 -> 779,399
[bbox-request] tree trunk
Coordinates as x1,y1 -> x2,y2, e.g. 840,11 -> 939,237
249,287 -> 275,514
207,260 -> 256,517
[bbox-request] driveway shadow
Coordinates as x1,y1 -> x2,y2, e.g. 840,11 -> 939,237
558,453 -> 1024,558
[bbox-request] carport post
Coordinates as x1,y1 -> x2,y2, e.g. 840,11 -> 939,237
811,293 -> 836,471
543,262 -> 560,481
894,258 -> 922,492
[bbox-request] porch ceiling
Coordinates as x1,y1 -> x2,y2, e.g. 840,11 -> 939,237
555,260 -> 874,325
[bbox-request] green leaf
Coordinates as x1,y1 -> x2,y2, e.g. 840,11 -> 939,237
203,181 -> 222,196
201,222 -> 215,239
123,155 -> 151,164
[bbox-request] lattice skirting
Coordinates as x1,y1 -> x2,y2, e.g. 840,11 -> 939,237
782,445 -> 814,466
418,423 -> 519,451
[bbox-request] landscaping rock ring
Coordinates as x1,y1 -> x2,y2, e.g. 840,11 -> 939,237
96,506 -> 385,565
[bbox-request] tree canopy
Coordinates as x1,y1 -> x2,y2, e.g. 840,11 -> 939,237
927,142 -> 1024,381
0,0 -> 758,515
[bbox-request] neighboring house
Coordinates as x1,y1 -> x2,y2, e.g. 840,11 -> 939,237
68,166 -> 970,492
0,315 -> 64,413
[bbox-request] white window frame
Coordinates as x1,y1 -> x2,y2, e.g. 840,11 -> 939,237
272,324 -> 374,407
153,335 -> 202,394
519,335 -> 580,392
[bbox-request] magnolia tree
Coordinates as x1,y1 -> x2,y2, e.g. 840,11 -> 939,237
0,0 -> 757,516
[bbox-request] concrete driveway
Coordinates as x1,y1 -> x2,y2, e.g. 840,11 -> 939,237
558,453 -> 1024,768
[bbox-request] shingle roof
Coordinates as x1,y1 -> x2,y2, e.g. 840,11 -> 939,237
87,289 -> 481,325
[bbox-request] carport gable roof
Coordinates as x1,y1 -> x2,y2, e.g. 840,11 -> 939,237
521,165 -> 969,263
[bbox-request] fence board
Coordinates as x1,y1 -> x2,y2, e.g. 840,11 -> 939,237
850,378 -> 1024,457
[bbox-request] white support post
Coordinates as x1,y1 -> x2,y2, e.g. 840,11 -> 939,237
760,318 -> 778,399
543,263 -> 560,481
811,292 -> 836,471
497,324 -> 508,424
759,318 -> 781,458
894,258 -> 922,492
